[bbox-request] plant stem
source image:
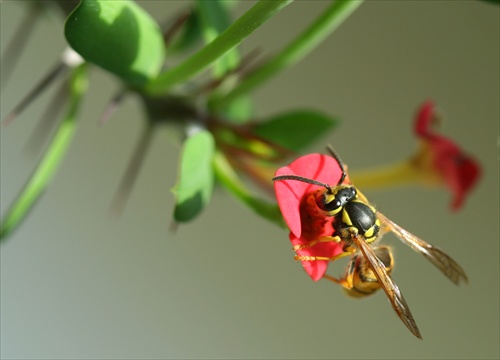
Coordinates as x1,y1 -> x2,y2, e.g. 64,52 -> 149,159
213,151 -> 285,228
215,0 -> 363,107
0,65 -> 88,241
145,0 -> 293,95
349,160 -> 423,190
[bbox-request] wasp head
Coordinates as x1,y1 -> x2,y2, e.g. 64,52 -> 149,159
316,185 -> 357,215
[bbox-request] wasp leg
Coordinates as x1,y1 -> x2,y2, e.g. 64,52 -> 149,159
292,235 -> 342,251
294,250 -> 353,263
322,274 -> 351,290
378,221 -> 393,236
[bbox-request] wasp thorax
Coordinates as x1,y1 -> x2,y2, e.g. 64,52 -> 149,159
316,185 -> 357,214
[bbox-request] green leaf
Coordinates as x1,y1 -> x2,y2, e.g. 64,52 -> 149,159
146,0 -> 293,95
213,151 -> 285,228
222,95 -> 253,123
215,0 -> 363,107
208,94 -> 253,124
253,110 -> 339,151
0,64 -> 88,241
173,130 -> 215,222
196,0 -> 240,77
64,0 -> 165,86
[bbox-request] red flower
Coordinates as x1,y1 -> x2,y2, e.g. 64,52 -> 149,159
414,101 -> 481,210
274,154 -> 345,281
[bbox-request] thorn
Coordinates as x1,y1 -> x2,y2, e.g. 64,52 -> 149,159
196,48 -> 263,95
109,124 -> 155,215
23,80 -> 69,155
234,47 -> 264,77
98,90 -> 127,126
1,62 -> 67,127
162,9 -> 192,48
0,3 -> 41,90
169,220 -> 179,234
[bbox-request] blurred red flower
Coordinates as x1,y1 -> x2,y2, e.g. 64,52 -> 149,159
413,101 -> 481,210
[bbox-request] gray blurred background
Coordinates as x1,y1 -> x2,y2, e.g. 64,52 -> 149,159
1,1 -> 498,359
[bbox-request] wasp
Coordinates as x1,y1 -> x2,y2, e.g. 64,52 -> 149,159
272,146 -> 468,339
323,245 -> 395,298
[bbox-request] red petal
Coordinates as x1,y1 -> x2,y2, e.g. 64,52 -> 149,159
274,154 -> 343,237
430,137 -> 481,210
449,155 -> 480,210
414,100 -> 435,137
414,101 -> 481,210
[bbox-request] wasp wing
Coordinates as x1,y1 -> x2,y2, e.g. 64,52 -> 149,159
351,233 -> 422,339
378,212 -> 468,285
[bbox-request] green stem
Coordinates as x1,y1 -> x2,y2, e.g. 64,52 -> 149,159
215,0 -> 363,107
213,151 -> 285,228
0,64 -> 88,241
145,0 -> 293,95
349,160 -> 423,190
196,0 -> 239,78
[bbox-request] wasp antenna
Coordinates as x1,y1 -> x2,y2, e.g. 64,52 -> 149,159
326,145 -> 347,185
272,175 -> 333,193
